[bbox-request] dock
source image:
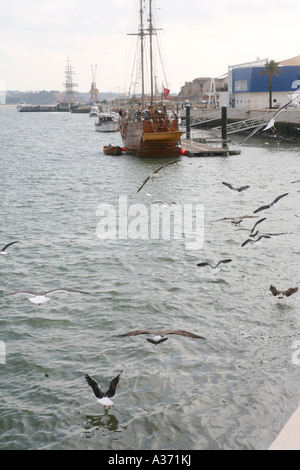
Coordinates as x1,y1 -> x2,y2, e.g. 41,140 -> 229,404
269,404 -> 300,450
181,138 -> 241,157
181,107 -> 300,139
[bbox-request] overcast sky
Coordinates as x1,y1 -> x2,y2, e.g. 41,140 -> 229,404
1,0 -> 300,94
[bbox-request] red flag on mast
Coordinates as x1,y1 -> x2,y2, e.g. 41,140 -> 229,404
163,87 -> 170,99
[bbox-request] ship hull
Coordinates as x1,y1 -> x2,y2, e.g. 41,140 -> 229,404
119,120 -> 184,157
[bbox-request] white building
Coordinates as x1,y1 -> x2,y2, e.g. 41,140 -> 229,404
228,56 -> 300,109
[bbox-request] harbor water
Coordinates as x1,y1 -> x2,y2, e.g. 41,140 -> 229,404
0,106 -> 299,450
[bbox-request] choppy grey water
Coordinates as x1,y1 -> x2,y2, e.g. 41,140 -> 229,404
0,106 -> 299,450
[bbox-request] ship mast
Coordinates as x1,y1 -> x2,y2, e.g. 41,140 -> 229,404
140,0 -> 145,109
128,0 -> 146,108
147,0 -> 161,105
63,57 -> 78,106
149,0 -> 154,105
129,0 -> 161,108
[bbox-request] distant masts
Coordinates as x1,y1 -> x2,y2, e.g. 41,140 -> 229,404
90,64 -> 99,103
63,58 -> 78,106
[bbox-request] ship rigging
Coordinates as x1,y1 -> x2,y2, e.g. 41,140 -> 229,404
119,0 -> 183,157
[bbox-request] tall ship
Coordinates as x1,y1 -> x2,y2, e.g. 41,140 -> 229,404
118,0 -> 184,157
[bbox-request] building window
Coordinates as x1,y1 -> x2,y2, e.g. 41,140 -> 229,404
234,80 -> 248,92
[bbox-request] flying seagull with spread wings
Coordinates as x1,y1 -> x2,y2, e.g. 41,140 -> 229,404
151,200 -> 177,207
4,288 -> 89,305
85,371 -> 123,408
197,259 -> 232,274
239,122 -> 269,145
253,193 -> 288,213
222,182 -> 250,192
211,215 -> 259,224
118,329 -> 205,345
137,160 -> 178,193
269,285 -> 298,299
1,241 -> 19,254
241,234 -> 271,247
235,218 -> 267,237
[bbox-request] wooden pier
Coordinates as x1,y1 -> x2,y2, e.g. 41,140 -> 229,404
182,104 -> 241,156
181,138 -> 241,157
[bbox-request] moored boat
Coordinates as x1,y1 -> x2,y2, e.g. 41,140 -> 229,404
89,105 -> 100,117
103,145 -> 124,156
16,103 -> 70,112
119,105 -> 183,157
118,0 -> 184,157
95,112 -> 119,132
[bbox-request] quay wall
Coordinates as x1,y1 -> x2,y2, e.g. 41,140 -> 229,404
185,107 -> 300,138
187,107 -> 300,124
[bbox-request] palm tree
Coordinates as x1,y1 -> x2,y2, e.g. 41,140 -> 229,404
259,60 -> 282,109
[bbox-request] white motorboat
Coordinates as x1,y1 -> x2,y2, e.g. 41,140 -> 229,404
89,105 -> 100,117
95,112 -> 119,132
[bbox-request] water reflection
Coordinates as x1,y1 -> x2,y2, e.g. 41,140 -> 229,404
85,410 -> 120,433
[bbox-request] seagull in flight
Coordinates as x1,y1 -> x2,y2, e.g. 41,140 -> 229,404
230,218 -> 243,226
222,182 -> 250,193
260,231 -> 292,238
151,200 -> 177,207
241,234 -> 271,247
137,160 -> 178,193
236,217 -> 267,237
253,193 -> 288,213
85,371 -> 123,408
269,285 -> 298,299
1,241 -> 19,254
4,288 -> 89,305
197,259 -> 232,274
211,215 -> 259,224
118,329 -> 205,345
239,122 -> 268,145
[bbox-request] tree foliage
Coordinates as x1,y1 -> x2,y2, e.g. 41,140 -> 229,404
259,60 -> 282,109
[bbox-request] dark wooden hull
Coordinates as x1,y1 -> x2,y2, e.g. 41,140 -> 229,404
103,145 -> 123,156
119,117 -> 184,157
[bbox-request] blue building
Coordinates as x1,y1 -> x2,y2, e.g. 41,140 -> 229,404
228,56 -> 300,109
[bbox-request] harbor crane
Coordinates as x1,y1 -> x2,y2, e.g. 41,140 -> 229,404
90,64 -> 99,102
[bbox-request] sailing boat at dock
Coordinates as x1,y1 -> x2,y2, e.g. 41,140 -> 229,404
118,0 -> 184,157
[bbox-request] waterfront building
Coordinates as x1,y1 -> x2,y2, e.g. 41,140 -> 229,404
228,56 -> 300,109
179,76 -> 228,108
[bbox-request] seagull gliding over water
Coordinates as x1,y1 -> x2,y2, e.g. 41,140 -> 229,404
137,161 -> 178,193
1,241 -> 19,254
269,285 -> 298,299
196,259 -> 232,274
4,288 -> 89,305
118,329 -> 205,345
253,193 -> 288,214
222,182 -> 250,192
